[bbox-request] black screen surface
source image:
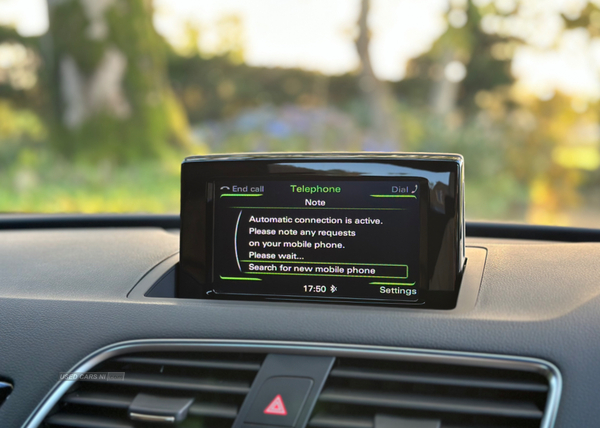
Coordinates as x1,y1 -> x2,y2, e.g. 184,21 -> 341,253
212,180 -> 425,302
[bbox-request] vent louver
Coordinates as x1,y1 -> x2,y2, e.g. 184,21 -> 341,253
308,357 -> 552,428
41,351 -> 265,428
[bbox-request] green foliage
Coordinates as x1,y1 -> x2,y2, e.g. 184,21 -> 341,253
198,105 -> 362,154
168,53 -> 358,123
0,25 -> 38,48
0,27 -> 44,110
51,2 -> 106,74
0,147 -> 182,213
0,99 -> 189,214
398,3 -> 512,113
0,0 -> 598,224
46,0 -> 195,162
0,101 -> 46,144
417,114 -> 529,220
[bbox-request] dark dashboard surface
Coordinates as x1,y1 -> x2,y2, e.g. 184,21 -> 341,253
1,222 -> 600,427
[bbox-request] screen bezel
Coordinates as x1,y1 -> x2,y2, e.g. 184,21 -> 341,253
178,153 -> 465,309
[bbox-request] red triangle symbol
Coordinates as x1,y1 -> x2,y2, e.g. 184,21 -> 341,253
264,394 -> 287,416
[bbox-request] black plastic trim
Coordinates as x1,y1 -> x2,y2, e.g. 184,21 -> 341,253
0,214 -> 180,230
467,222 -> 600,242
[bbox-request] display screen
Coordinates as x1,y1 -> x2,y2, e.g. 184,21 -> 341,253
211,179 -> 426,302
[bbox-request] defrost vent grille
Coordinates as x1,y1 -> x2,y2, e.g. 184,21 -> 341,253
40,351 -> 265,428
308,357 -> 552,428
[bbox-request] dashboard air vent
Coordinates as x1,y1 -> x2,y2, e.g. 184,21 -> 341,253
308,356 -> 551,428
40,351 -> 265,428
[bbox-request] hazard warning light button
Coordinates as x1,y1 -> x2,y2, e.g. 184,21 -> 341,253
245,377 -> 313,427
264,394 -> 287,415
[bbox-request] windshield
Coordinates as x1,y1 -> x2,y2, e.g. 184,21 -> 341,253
0,0 -> 599,227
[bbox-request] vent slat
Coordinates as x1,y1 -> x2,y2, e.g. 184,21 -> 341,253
330,367 -> 548,392
309,413 -> 373,428
62,392 -> 132,409
80,372 -> 251,394
189,402 -> 239,419
318,388 -> 544,419
115,356 -> 261,371
61,391 -> 239,419
45,413 -> 133,428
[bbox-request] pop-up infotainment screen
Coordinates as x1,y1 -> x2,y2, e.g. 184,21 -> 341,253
212,180 -> 425,302
178,154 -> 465,308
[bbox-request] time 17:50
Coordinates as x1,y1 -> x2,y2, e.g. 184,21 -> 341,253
303,285 -> 327,293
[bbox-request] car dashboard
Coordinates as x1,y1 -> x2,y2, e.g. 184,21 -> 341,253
0,216 -> 599,427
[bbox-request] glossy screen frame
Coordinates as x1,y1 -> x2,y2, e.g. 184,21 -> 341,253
178,153 -> 465,309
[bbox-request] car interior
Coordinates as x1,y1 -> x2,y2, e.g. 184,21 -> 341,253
2,1 -> 600,428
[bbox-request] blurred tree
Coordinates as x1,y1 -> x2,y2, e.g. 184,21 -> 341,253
210,15 -> 245,64
354,0 -> 401,149
0,26 -> 44,111
470,0 -> 600,224
169,53 -> 354,123
44,0 -> 193,161
399,1 -> 512,117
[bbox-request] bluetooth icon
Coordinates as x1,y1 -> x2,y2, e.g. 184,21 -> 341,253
330,285 -> 337,293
